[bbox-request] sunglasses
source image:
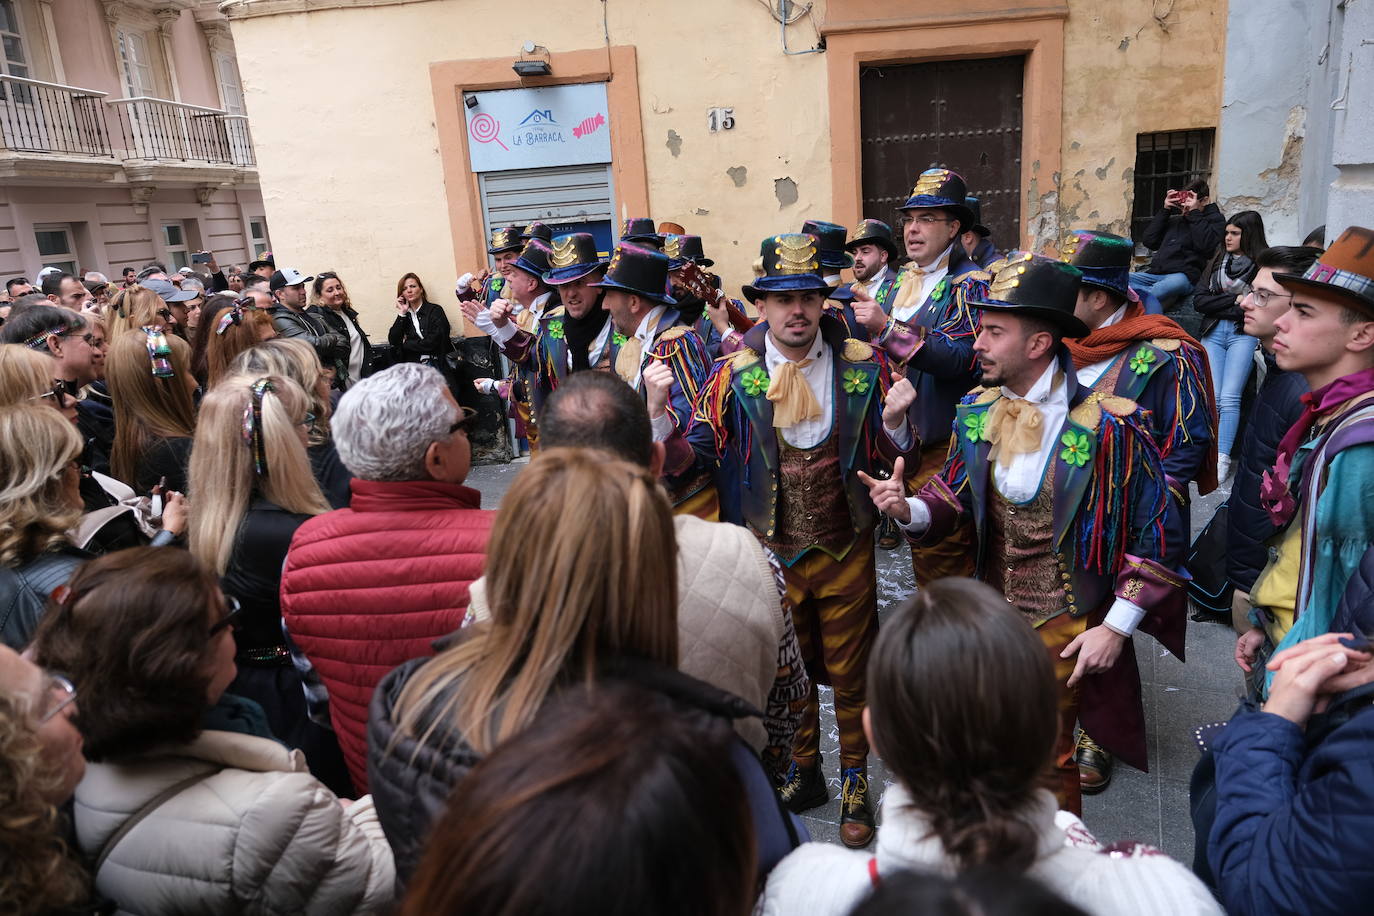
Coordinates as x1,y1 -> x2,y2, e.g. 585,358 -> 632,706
33,383 -> 73,408
210,595 -> 243,636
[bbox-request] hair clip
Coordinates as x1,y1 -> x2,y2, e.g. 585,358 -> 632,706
50,584 -> 76,607
241,377 -> 274,476
216,300 -> 254,336
141,326 -> 175,378
22,322 -> 70,350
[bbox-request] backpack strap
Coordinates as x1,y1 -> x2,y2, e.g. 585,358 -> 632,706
93,769 -> 214,875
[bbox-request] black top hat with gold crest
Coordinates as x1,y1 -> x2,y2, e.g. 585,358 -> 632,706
663,234 -> 713,270
966,252 -> 1090,338
520,221 -> 553,243
844,219 -> 900,261
1060,229 -> 1133,299
741,234 -> 837,303
619,218 -> 662,248
544,233 -> 607,285
900,168 -> 975,231
801,220 -> 855,270
487,225 -> 524,255
511,238 -> 555,279
589,242 -> 677,305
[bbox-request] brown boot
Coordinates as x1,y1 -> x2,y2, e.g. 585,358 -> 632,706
1075,732 -> 1113,794
839,766 -> 875,848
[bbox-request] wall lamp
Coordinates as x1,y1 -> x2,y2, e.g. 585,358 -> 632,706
513,42 -> 552,77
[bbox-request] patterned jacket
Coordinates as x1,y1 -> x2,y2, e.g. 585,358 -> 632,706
496,306 -> 624,410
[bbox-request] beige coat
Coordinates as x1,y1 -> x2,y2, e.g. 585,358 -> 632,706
74,729 -> 396,915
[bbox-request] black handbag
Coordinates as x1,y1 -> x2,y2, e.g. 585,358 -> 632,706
1186,502 -> 1233,618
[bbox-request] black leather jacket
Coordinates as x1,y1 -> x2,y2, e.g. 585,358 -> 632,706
267,305 -> 348,365
1,546 -> 90,649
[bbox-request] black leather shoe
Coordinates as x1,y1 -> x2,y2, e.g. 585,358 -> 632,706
839,767 -> 875,848
779,760 -> 828,814
1075,732 -> 1113,794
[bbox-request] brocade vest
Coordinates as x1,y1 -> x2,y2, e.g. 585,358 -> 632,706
983,460 -> 1069,628
757,432 -> 854,565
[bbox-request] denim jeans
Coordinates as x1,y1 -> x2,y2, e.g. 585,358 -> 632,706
1129,270 -> 1194,308
1202,320 -> 1258,456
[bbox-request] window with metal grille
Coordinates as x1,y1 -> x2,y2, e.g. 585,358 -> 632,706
1131,129 -> 1215,243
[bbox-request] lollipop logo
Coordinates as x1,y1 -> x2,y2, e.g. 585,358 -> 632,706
469,112 -> 509,151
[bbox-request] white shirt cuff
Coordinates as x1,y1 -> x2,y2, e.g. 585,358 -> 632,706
475,379 -> 497,395
885,419 -> 914,450
898,497 -> 931,534
472,309 -> 498,337
650,410 -> 676,442
1103,598 -> 1147,638
489,320 -> 518,345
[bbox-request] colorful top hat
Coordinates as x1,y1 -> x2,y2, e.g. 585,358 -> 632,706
488,225 -> 524,255
544,233 -> 607,285
511,239 -> 554,279
965,197 -> 991,238
966,252 -> 1090,338
520,221 -> 552,243
663,234 -> 714,269
1060,229 -> 1133,299
1276,226 -> 1374,318
741,234 -> 837,304
844,219 -> 900,261
900,168 -> 975,231
619,218 -> 662,247
589,242 -> 677,305
801,220 -> 854,270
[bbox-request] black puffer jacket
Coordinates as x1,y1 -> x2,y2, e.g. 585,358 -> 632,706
367,644 -> 767,887
1226,352 -> 1308,592
1141,202 -> 1227,283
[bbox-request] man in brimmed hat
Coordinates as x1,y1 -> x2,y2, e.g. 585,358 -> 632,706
861,253 -> 1186,816
1060,228 -> 1217,793
465,238 -> 560,453
593,241 -> 716,519
663,233 -> 727,359
802,220 -> 865,338
660,232 -> 919,848
849,168 -> 985,587
845,219 -> 900,308
619,217 -> 664,249
960,196 -> 1000,269
460,225 -> 524,307
1234,227 -> 1374,698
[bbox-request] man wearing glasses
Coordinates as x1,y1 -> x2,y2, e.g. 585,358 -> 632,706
0,646 -> 85,804
848,168 -> 985,585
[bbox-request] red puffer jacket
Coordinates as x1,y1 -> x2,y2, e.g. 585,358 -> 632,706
280,478 -> 494,793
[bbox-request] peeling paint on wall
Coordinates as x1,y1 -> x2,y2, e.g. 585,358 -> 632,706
666,130 -> 683,158
774,177 -> 798,208
1220,106 -> 1307,220
727,165 -> 748,187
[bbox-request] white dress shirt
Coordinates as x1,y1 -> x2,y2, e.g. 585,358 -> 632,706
485,291 -> 552,345
891,243 -> 954,324
764,331 -> 834,448
1075,305 -> 1127,388
901,360 -> 1146,636
863,264 -> 893,300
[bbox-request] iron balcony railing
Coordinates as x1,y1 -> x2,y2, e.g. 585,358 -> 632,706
0,75 -> 256,168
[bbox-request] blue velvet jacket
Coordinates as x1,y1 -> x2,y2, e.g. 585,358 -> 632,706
496,307 -> 624,412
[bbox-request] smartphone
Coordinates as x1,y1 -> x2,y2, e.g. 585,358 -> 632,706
150,476 -> 166,521
192,252 -> 211,264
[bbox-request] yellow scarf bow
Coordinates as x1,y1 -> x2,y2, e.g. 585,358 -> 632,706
615,336 -> 644,384
985,397 -> 1044,469
767,359 -> 821,428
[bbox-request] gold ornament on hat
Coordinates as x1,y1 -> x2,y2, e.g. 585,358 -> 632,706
490,229 -> 506,248
663,235 -> 683,259
607,247 -> 624,273
911,169 -> 950,198
551,236 -> 579,269
989,252 -> 1035,298
1058,232 -> 1082,263
774,234 -> 818,274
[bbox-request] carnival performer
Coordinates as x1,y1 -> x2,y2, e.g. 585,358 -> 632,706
659,232 -> 920,849
457,226 -> 522,307
844,219 -> 901,309
861,253 -> 1185,818
664,233 -> 726,359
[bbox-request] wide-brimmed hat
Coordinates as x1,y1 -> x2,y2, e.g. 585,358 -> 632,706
801,220 -> 854,269
545,233 -> 607,285
1275,226 -> 1374,318
663,234 -> 713,269
619,217 -> 662,248
144,277 -> 199,302
844,219 -> 900,261
589,242 -> 677,305
965,197 -> 991,238
741,234 -> 837,304
520,222 -> 552,243
487,226 -> 524,254
511,239 -> 554,279
966,252 -> 1090,338
1060,229 -> 1132,299
900,168 -> 975,231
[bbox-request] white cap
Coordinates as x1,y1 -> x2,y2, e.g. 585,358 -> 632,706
37,266 -> 61,278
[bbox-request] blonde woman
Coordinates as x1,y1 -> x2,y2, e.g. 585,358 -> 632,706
191,293 -> 277,387
0,344 -> 77,423
367,446 -> 682,882
230,338 -> 352,508
0,405 -> 86,649
106,327 -> 197,493
106,284 -> 174,340
309,271 -> 373,390
187,373 -> 351,795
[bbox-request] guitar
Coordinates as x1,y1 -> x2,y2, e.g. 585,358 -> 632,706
675,261 -> 756,335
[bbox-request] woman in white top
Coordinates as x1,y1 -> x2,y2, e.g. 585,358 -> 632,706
759,577 -> 1222,916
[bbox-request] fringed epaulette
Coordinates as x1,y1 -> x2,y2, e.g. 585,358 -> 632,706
1150,337 -> 1181,352
544,305 -> 566,319
956,386 -> 997,407
692,354 -> 749,457
658,325 -> 689,341
650,327 -> 710,427
1072,399 -> 1166,575
842,339 -> 875,362
1160,338 -> 1214,460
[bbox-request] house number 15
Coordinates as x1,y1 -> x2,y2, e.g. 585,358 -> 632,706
708,107 -> 736,132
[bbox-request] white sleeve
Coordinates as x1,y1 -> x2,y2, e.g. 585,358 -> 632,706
1103,597 -> 1147,638
471,308 -> 499,337
885,418 -> 914,450
650,411 -> 676,442
488,319 -> 518,345
899,497 -> 931,534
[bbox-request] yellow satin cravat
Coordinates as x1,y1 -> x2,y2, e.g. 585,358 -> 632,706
985,397 -> 1044,469
767,359 -> 821,429
515,308 -> 537,333
615,336 -> 644,384
886,251 -> 951,318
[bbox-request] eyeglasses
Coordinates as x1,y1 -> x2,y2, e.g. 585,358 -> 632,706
210,595 -> 243,636
1244,288 -> 1294,309
38,672 -> 77,724
900,215 -> 954,226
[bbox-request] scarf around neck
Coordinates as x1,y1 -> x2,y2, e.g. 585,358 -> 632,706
1064,302 -> 1201,368
563,295 -> 609,372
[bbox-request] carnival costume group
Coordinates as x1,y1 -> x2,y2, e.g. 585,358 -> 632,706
462,160 -> 1374,850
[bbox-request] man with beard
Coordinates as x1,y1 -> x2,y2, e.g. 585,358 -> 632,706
844,220 -> 900,307
862,253 -> 1184,817
665,233 -> 726,359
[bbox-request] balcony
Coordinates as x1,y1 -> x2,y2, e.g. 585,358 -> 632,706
0,75 -> 257,181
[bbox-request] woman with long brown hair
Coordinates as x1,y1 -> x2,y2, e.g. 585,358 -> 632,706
190,292 -> 276,387
758,578 -> 1221,916
105,327 -> 197,493
368,446 -> 681,882
387,272 -> 451,369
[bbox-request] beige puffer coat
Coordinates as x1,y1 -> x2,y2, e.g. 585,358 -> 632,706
73,729 -> 395,914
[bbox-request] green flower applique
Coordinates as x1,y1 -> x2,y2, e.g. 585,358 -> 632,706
741,365 -> 770,397
612,331 -> 628,347
842,368 -> 871,395
963,411 -> 988,444
1059,429 -> 1092,467
931,277 -> 948,301
1128,346 -> 1157,375
547,320 -> 565,340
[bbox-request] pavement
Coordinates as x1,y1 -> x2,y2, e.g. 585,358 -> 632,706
465,458 -> 1239,863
